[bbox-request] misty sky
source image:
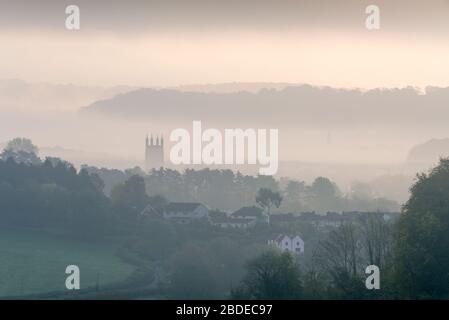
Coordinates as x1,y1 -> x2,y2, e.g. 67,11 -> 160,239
1,0 -> 449,88
2,0 -> 449,174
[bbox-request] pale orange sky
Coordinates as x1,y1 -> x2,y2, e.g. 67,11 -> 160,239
2,0 -> 449,89
1,0 -> 449,168
1,29 -> 448,89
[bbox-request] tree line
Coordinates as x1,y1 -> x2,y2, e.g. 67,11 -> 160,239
1,137 -> 448,299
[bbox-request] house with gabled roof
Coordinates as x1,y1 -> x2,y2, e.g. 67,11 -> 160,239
268,234 -> 304,254
231,206 -> 264,220
163,202 -> 209,224
140,204 -> 161,218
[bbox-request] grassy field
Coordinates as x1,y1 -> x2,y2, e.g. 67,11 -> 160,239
0,227 -> 135,297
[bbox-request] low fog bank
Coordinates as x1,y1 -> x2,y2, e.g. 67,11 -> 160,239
82,85 -> 449,131
3,82 -> 449,204
0,79 -> 135,112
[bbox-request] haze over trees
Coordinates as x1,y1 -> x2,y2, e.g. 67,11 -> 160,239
0,137 -> 40,165
232,158 -> 449,300
82,86 -> 449,132
0,156 -> 113,238
2,137 -> 449,300
3,0 -> 449,301
85,167 -> 399,213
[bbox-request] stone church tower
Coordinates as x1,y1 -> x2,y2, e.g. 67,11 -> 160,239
145,134 -> 164,171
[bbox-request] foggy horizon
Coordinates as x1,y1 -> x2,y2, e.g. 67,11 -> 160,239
2,0 -> 449,304
1,0 -> 449,88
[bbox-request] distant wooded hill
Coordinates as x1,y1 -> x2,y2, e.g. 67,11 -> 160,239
0,79 -> 134,112
80,85 -> 449,129
407,138 -> 449,165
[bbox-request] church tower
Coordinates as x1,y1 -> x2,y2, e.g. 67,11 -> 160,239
145,134 -> 164,171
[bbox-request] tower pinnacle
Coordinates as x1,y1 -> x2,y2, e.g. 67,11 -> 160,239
145,133 -> 164,171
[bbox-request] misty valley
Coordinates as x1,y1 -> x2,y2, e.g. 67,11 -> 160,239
2,0 -> 449,304
1,82 -> 449,301
0,135 -> 447,300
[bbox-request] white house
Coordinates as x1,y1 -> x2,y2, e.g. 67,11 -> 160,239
268,234 -> 305,254
163,202 -> 209,223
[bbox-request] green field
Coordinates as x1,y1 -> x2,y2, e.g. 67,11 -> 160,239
0,227 -> 135,297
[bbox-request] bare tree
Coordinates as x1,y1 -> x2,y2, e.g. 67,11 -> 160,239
315,223 -> 361,277
359,213 -> 393,269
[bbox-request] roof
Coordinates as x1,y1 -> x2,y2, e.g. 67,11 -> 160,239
164,202 -> 202,213
300,212 -> 320,220
211,217 -> 253,224
140,204 -> 159,216
271,213 -> 296,222
232,206 -> 263,218
270,234 -> 303,242
209,210 -> 228,219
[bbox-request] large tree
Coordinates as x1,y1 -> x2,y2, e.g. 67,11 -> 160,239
1,137 -> 40,165
111,175 -> 149,220
360,213 -> 393,269
314,223 -> 372,299
255,188 -> 282,219
316,223 -> 361,277
282,180 -> 306,211
308,176 -> 342,213
395,158 -> 449,299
